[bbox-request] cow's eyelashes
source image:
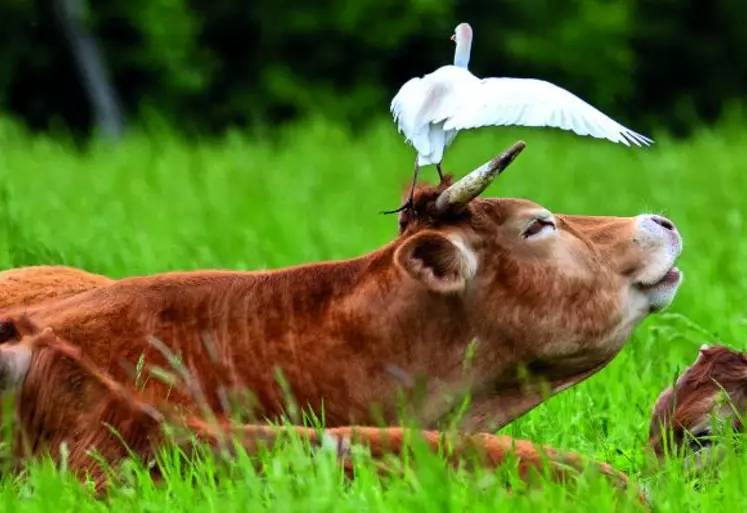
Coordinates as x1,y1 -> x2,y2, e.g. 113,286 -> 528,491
523,217 -> 556,239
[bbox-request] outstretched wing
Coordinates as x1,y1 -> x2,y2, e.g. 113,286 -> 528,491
442,77 -> 653,147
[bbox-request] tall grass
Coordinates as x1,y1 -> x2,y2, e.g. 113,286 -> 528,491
0,113 -> 746,511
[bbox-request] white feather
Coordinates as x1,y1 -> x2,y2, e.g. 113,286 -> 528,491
390,23 -> 653,168
442,73 -> 653,147
390,71 -> 464,166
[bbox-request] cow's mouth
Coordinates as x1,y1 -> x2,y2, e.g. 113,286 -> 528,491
635,266 -> 682,291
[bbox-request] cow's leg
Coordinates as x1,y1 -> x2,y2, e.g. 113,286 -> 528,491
192,422 -> 646,507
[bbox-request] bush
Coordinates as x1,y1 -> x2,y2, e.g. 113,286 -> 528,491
1,0 -> 746,139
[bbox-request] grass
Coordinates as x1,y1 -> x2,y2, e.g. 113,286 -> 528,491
0,112 -> 746,511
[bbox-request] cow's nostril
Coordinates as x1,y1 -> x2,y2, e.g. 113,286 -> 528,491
651,215 -> 676,232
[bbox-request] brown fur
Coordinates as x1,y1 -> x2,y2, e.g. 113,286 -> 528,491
0,265 -> 113,311
0,179 -> 682,434
3,316 -> 647,507
649,344 -> 747,458
0,317 -> 164,490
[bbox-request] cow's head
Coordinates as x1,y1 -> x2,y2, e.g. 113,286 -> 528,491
649,344 -> 747,471
0,316 -> 165,489
389,141 -> 683,428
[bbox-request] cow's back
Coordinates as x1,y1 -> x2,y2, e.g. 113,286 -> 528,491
0,269 -> 329,422
0,265 -> 115,310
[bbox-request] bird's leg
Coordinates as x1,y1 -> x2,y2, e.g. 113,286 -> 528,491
436,162 -> 445,182
380,161 -> 420,215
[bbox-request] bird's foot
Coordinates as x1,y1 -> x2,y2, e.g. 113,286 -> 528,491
382,159 -> 420,215
379,199 -> 414,215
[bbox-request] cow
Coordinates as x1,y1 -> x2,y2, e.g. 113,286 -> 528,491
649,344 -> 747,476
0,140 -> 684,436
0,315 -> 648,506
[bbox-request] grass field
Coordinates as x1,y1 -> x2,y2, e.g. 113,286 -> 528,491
0,113 -> 746,511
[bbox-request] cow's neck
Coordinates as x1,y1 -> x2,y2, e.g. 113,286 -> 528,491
223,243 -> 484,427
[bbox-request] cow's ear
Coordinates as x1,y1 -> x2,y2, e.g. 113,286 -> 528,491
394,231 -> 477,294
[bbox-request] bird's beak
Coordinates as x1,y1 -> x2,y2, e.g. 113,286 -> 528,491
450,34 -> 456,42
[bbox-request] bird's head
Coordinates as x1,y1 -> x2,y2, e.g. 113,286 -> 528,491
451,23 -> 473,68
450,23 -> 473,44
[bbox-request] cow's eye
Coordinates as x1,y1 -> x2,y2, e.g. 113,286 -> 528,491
0,321 -> 18,344
523,217 -> 556,239
686,428 -> 713,452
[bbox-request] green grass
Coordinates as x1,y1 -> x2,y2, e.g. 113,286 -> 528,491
0,112 -> 746,511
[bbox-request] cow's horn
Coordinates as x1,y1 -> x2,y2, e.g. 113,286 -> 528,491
435,140 -> 526,213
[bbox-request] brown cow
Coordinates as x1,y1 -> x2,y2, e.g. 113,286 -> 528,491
0,141 -> 684,435
0,316 -> 648,507
649,344 -> 747,475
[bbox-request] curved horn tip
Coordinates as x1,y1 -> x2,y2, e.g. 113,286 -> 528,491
434,140 -> 528,212
503,140 -> 526,160
483,139 -> 527,174
511,140 -> 526,151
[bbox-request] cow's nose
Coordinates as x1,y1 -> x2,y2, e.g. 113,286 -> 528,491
646,214 -> 677,233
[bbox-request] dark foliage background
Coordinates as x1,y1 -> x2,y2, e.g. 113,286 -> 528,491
2,0 -> 745,139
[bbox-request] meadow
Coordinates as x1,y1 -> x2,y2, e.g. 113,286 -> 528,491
0,113 -> 745,511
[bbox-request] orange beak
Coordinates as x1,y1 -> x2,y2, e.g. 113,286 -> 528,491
450,34 -> 456,41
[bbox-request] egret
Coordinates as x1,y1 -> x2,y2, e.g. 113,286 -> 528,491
384,22 -> 653,214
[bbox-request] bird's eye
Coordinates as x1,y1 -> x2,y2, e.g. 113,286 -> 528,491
523,217 -> 556,239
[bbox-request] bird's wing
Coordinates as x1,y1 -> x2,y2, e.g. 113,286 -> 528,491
390,77 -> 429,138
390,66 -> 480,156
442,77 -> 653,147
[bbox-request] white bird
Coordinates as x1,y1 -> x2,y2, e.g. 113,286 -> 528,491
384,22 -> 654,214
